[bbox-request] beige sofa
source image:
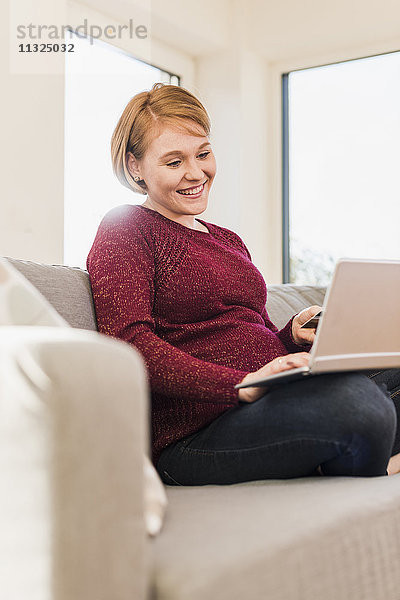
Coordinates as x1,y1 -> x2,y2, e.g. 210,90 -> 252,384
2,256 -> 400,600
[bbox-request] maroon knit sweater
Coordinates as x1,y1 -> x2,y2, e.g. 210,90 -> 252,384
86,204 -> 307,467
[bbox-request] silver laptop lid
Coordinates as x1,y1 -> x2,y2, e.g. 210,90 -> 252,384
310,258 -> 400,373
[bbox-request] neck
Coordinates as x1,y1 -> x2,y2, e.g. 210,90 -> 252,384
141,200 -> 201,230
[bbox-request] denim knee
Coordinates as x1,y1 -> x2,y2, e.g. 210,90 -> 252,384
334,373 -> 396,449
316,373 -> 396,476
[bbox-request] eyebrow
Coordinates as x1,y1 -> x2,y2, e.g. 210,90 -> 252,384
159,142 -> 211,160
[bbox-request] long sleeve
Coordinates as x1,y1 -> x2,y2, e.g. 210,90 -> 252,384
87,223 -> 249,406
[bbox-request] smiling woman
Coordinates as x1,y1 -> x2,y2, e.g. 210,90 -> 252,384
87,82 -> 400,485
111,83 -> 216,231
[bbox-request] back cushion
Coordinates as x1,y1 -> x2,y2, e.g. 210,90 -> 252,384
267,284 -> 326,329
5,257 -> 98,331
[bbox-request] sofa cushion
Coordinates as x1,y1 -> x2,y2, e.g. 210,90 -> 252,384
5,257 -> 97,330
267,284 -> 326,329
151,476 -> 400,600
0,258 -> 70,327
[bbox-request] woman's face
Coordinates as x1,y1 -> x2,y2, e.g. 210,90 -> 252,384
128,121 -> 216,220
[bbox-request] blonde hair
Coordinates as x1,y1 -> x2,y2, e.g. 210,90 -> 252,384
111,82 -> 211,195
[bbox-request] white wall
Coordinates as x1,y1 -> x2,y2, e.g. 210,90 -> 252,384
1,0 -> 65,264
196,43 -> 273,280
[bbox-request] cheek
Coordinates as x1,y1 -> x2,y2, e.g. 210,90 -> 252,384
208,156 -> 217,176
148,170 -> 177,191
166,171 -> 183,190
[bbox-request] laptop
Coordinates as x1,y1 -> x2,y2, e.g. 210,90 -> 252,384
235,258 -> 400,390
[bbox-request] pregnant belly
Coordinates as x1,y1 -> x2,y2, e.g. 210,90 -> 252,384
167,322 -> 288,372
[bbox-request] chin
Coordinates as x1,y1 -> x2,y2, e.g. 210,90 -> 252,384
194,202 -> 208,215
178,197 -> 208,212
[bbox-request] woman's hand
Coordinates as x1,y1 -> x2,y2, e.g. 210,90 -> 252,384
292,305 -> 323,346
237,352 -> 311,403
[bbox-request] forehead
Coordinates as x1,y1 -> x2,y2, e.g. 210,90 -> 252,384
147,122 -> 209,156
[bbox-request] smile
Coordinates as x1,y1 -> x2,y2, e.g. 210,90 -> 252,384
176,180 -> 207,195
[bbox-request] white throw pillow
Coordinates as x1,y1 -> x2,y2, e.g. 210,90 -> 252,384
0,257 -> 167,537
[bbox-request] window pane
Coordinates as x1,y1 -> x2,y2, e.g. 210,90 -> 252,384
64,32 -> 179,268
288,52 -> 400,285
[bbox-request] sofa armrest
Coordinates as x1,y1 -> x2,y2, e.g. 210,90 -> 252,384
0,326 -> 150,600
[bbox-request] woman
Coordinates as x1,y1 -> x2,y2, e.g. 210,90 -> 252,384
87,82 -> 400,485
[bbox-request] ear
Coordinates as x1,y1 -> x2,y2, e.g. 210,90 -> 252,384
126,151 -> 141,179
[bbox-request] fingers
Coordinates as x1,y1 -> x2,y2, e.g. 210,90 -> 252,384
273,352 -> 310,373
237,353 -> 310,403
308,304 -> 323,316
298,329 -> 316,344
292,305 -> 322,345
297,305 -> 323,326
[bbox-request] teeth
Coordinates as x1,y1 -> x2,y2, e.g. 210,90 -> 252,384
177,183 -> 204,195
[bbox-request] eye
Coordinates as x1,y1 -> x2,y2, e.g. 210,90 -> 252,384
166,150 -> 211,168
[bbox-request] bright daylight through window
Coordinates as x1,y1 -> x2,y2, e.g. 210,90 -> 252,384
64,31 -> 179,268
284,51 -> 400,285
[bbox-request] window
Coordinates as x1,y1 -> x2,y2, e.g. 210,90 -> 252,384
64,31 -> 180,269
283,51 -> 400,285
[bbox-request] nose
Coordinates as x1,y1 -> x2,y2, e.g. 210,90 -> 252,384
184,158 -> 205,181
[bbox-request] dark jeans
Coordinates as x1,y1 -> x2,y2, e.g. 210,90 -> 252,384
156,369 -> 400,486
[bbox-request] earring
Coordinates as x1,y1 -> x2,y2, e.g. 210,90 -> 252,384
133,176 -> 146,190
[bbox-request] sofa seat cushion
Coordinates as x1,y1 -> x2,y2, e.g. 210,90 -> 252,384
151,476 -> 400,600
